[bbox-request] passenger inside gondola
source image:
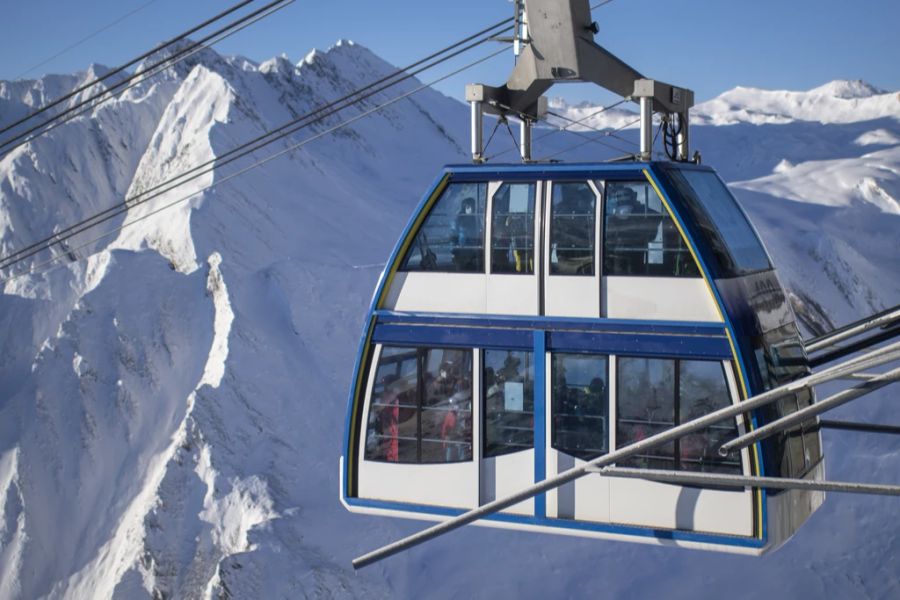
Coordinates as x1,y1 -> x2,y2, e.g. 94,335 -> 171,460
604,182 -> 699,277
452,197 -> 482,270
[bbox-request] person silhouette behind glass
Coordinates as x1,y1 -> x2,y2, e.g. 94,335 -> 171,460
451,196 -> 482,271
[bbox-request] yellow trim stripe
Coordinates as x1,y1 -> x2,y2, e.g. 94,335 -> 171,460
376,175 -> 450,309
643,170 -> 724,323
725,327 -> 764,536
347,317 -> 376,495
354,174 -> 449,491
644,169 -> 763,539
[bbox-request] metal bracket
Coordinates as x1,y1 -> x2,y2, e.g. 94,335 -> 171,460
468,0 -> 695,163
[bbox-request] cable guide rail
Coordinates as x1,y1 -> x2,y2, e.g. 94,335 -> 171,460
594,468 -> 900,497
805,303 -> 900,368
352,340 -> 900,569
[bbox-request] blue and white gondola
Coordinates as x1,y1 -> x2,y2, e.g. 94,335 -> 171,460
340,160 -> 823,555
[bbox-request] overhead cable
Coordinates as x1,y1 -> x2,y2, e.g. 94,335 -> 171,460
1,47 -> 509,283
0,19 -> 512,271
0,0 -> 295,157
0,0 -> 622,275
0,0 -> 255,140
12,0 -> 162,81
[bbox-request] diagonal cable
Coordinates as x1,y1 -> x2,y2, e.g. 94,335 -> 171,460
0,21 -> 511,271
2,47 -> 509,283
0,0 -> 255,139
0,0 -> 293,156
13,0 -> 162,81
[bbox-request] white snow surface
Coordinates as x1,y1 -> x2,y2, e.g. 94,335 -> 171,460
0,41 -> 898,599
693,79 -> 900,126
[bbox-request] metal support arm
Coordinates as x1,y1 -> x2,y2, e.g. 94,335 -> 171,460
598,467 -> 900,497
467,0 -> 694,162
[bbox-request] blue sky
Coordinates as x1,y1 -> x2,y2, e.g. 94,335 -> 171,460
1,0 -> 898,103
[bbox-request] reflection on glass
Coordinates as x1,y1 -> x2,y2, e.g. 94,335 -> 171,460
491,183 -> 535,274
617,357 -> 676,469
679,360 -> 741,473
551,353 -> 609,461
668,169 -> 771,275
616,357 -> 741,473
484,350 -> 534,457
604,181 -> 698,277
422,348 -> 473,462
365,347 -> 419,463
550,182 -> 595,276
364,346 -> 472,463
402,183 -> 486,272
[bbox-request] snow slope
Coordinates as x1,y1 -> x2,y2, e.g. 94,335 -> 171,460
0,44 -> 898,599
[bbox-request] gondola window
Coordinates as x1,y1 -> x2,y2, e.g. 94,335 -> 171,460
365,347 -> 473,463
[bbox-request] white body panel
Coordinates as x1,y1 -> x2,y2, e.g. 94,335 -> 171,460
607,479 -> 753,536
487,275 -> 539,315
358,461 -> 478,509
604,276 -> 721,322
544,275 -> 600,318
386,272 -> 486,313
480,451 -> 535,515
545,451 -> 611,522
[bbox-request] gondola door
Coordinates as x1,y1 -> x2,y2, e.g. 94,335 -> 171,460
543,180 -> 602,317
486,181 -> 541,315
479,347 -> 536,516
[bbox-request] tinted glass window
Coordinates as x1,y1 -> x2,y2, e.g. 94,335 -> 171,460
667,169 -> 771,276
678,360 -> 742,473
604,181 -> 699,277
484,350 -> 534,457
551,353 -> 609,461
365,347 -> 420,463
616,357 -> 741,473
550,182 -> 595,276
402,182 -> 486,272
751,322 -> 822,479
617,357 -> 676,469
365,347 -> 473,463
491,183 -> 535,274
773,388 -> 822,478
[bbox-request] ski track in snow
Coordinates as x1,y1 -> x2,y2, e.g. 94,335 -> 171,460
0,42 -> 898,599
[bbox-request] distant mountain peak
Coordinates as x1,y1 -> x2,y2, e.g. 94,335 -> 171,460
259,53 -> 294,76
693,79 -> 898,126
809,79 -> 885,99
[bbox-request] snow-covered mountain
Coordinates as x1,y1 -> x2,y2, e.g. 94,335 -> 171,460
549,79 -> 900,129
0,41 -> 898,599
692,80 -> 900,126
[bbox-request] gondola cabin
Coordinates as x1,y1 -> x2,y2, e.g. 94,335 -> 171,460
341,161 -> 823,555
